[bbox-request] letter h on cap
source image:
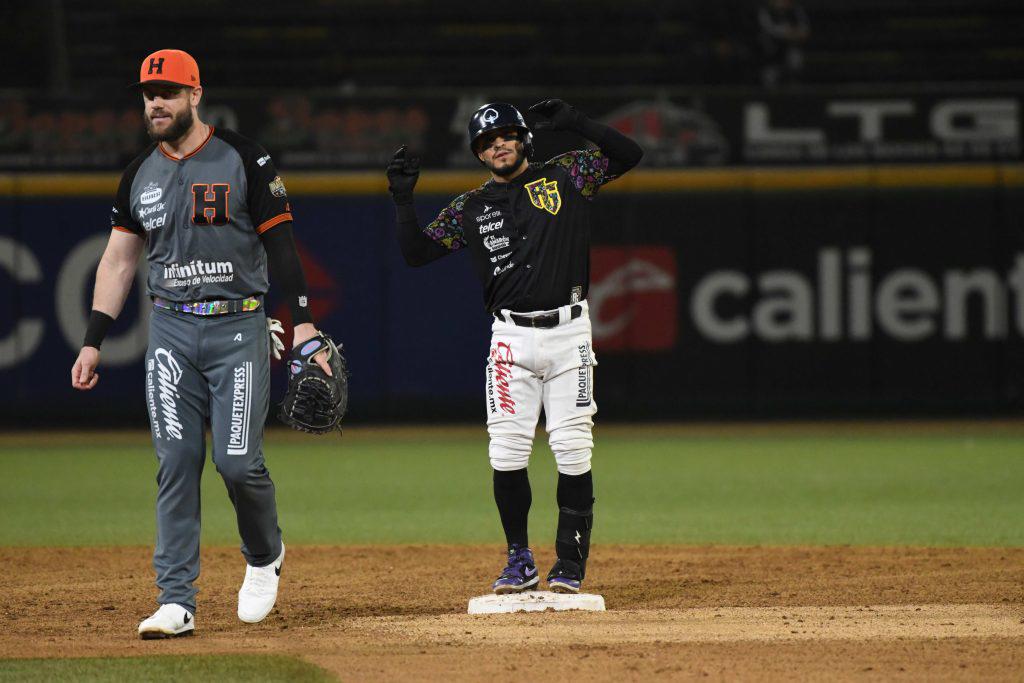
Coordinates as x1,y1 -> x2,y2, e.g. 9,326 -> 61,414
148,57 -> 165,75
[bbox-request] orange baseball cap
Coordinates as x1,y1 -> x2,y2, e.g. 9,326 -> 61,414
135,49 -> 200,88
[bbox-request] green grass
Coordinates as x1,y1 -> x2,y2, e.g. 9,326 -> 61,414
0,654 -> 332,682
1,430 -> 1023,546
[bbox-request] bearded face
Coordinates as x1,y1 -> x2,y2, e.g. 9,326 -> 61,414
142,85 -> 196,143
144,103 -> 194,143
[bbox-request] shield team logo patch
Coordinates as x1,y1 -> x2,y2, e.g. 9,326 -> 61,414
525,178 -> 561,216
268,176 -> 288,198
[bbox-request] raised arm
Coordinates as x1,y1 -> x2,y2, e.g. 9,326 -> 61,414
529,99 -> 644,176
386,146 -> 458,267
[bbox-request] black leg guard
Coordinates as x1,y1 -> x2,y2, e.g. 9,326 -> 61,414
554,501 -> 594,579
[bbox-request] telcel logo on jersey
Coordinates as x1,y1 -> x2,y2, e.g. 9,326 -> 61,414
153,348 -> 184,440
138,202 -> 167,231
484,235 -> 510,252
138,183 -> 167,230
140,182 -> 163,205
479,219 -> 504,234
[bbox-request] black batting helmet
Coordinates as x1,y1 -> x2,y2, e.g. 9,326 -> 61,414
468,102 -> 534,159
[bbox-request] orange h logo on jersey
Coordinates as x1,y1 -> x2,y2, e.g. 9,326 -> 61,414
192,184 -> 230,225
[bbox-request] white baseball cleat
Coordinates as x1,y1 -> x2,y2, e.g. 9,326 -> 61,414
237,543 -> 285,623
138,603 -> 195,639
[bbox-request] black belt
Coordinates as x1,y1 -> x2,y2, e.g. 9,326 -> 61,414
496,304 -> 582,329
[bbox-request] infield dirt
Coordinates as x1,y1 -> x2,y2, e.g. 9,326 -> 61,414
1,545 -> 1022,681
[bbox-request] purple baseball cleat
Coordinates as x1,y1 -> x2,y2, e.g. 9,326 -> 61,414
546,558 -> 583,593
492,545 -> 540,594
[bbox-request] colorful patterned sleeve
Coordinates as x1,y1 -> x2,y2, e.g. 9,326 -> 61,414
549,149 -> 613,199
423,192 -> 470,252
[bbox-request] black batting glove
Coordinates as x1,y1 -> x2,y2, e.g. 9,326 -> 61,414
386,145 -> 420,205
528,99 -> 583,132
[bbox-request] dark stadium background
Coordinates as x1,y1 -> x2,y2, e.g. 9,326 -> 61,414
1,0 -> 1022,425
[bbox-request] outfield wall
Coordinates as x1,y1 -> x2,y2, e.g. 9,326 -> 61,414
1,165 -> 1023,424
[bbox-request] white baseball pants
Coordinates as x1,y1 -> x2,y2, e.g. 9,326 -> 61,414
486,301 -> 597,475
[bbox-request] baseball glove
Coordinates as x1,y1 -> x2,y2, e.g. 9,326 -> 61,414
278,333 -> 349,434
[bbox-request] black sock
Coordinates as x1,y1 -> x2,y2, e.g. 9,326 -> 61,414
493,468 -> 531,549
556,470 -> 593,511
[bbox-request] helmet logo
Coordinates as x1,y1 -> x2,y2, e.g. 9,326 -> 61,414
482,108 -> 499,124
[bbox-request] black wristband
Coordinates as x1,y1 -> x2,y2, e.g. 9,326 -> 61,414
83,310 -> 115,349
291,298 -> 314,325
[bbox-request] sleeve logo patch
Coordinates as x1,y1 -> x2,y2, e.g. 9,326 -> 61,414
524,178 -> 561,216
257,154 -> 272,167
269,176 -> 288,198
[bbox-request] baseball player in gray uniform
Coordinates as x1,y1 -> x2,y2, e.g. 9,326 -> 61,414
70,49 -> 331,638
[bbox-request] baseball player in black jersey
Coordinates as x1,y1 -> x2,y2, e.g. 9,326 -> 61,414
70,49 -> 332,638
386,100 -> 642,594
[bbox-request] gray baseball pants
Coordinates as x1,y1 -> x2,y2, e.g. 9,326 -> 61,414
145,306 -> 282,614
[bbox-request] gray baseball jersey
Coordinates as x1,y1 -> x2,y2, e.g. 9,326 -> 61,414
110,127 -> 292,301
